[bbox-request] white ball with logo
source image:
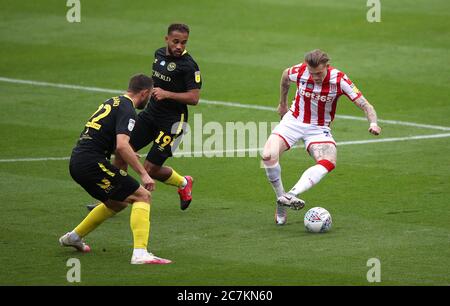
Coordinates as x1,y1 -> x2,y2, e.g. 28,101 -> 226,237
304,207 -> 332,233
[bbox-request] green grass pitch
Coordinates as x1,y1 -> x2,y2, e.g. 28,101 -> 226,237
0,0 -> 449,285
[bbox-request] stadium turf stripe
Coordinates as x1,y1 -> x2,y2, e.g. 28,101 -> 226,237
1,133 -> 450,163
1,76 -> 450,132
1,77 -> 449,163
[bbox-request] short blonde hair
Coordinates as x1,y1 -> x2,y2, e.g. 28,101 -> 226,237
304,49 -> 330,67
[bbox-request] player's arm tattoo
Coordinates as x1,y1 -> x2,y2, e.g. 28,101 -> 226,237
279,68 -> 290,105
354,96 -> 378,124
308,143 -> 337,164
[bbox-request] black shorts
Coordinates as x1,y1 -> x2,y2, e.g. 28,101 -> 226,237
69,154 -> 140,202
130,112 -> 185,166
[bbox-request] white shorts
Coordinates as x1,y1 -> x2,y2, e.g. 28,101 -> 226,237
271,111 -> 336,151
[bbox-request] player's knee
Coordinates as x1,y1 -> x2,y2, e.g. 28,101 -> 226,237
261,151 -> 271,162
262,144 -> 276,161
105,200 -> 127,213
262,136 -> 287,163
261,148 -> 280,166
327,156 -> 337,167
134,186 -> 151,203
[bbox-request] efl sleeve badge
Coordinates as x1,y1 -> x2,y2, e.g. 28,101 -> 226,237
195,71 -> 201,83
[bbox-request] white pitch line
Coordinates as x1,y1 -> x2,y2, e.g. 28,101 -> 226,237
1,133 -> 449,163
1,76 -> 450,131
335,115 -> 450,131
336,133 -> 450,146
0,77 -> 122,95
1,77 -> 449,163
0,156 -> 70,163
178,133 -> 450,156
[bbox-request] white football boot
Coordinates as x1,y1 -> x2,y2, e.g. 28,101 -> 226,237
131,251 -> 172,265
59,232 -> 91,252
277,193 -> 306,210
275,202 -> 288,225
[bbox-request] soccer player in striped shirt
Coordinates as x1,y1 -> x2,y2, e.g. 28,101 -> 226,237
262,49 -> 381,225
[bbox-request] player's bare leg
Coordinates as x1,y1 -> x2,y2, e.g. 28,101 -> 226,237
143,160 -> 173,181
262,134 -> 288,197
113,154 -> 186,186
115,148 -> 190,211
288,143 -> 337,196
262,134 -> 304,225
113,154 -> 191,210
143,160 -> 192,210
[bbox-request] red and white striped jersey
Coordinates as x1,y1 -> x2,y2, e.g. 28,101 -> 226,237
288,63 -> 362,126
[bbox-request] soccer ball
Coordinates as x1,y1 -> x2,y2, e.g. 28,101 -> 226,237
304,207 -> 332,233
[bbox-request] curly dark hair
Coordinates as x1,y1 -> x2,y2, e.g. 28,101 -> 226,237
167,23 -> 190,35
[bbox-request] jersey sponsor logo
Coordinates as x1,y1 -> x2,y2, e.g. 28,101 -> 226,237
128,119 -> 136,131
300,88 -> 334,102
195,71 -> 201,83
152,70 -> 171,82
160,60 -> 166,66
119,169 -> 128,176
167,62 -> 176,71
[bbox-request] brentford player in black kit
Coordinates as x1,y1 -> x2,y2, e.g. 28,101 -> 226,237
87,23 -> 202,212
60,74 -> 172,264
